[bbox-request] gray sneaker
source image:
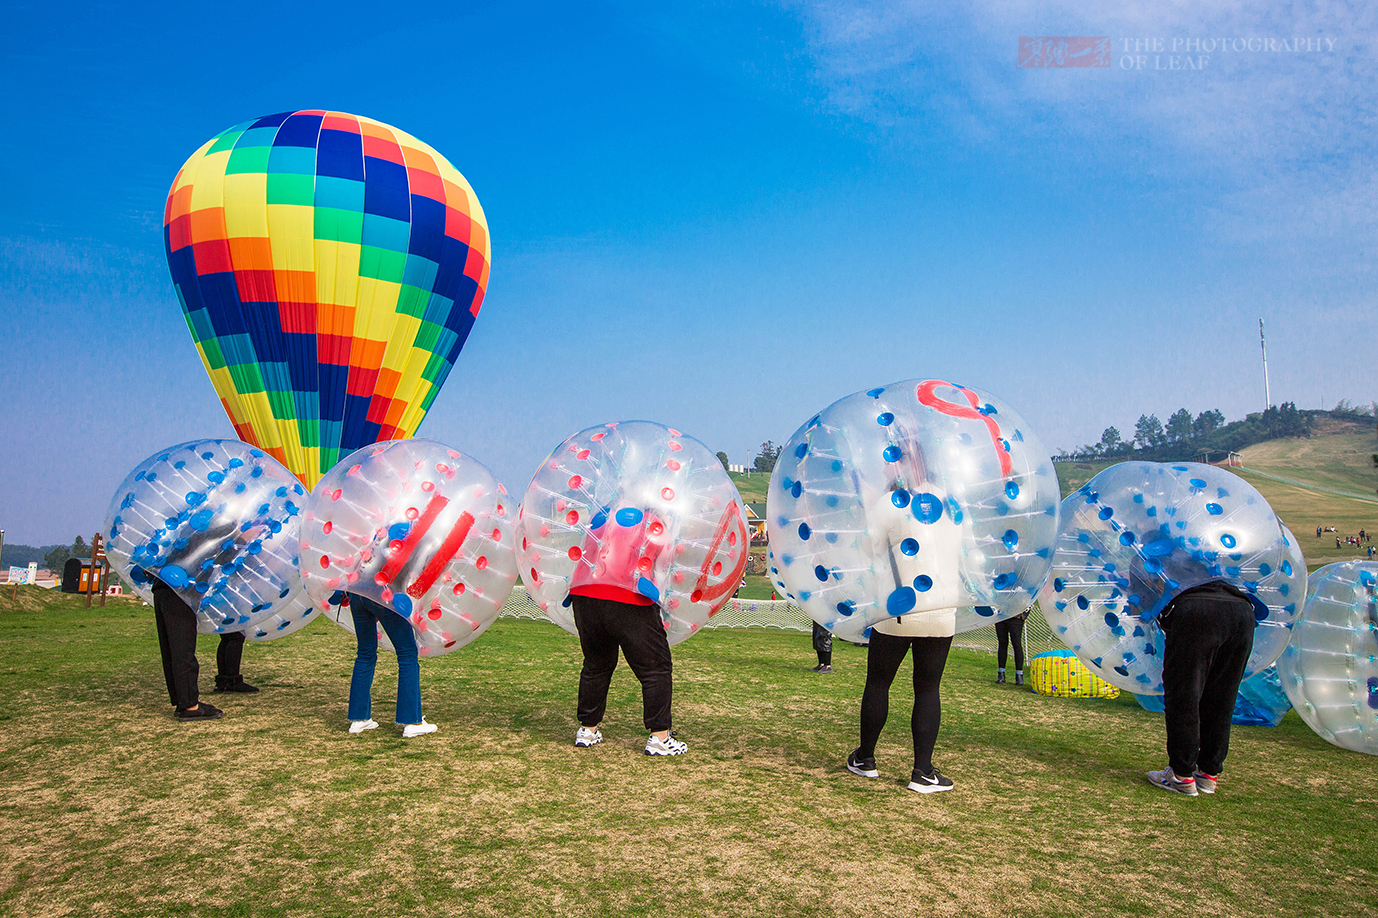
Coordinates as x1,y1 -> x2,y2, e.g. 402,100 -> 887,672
1193,770 -> 1218,794
1147,766 -> 1198,796
575,726 -> 603,747
645,733 -> 687,756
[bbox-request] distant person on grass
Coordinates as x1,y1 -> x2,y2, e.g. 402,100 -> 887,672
343,592 -> 436,738
809,622 -> 833,673
1146,581 -> 1256,797
150,578 -> 260,721
995,608 -> 1028,686
568,504 -> 685,756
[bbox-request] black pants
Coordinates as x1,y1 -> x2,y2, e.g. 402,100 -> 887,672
572,595 -> 673,732
812,621 -> 833,665
152,580 -> 199,709
1161,587 -> 1256,776
995,617 -> 1025,671
217,631 -> 244,679
859,631 -> 953,773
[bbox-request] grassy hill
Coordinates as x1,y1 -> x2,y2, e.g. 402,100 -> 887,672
1053,418 -> 1377,569
727,469 -> 770,503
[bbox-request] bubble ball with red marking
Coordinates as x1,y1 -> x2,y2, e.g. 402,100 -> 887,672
1040,463 -> 1305,694
103,439 -> 305,634
299,439 -> 518,657
1277,561 -> 1378,755
519,421 -> 750,646
766,379 -> 1061,643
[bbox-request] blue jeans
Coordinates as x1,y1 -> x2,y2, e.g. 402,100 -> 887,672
347,594 -> 422,725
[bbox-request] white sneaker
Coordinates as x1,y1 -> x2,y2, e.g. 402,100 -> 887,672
645,733 -> 687,756
402,719 -> 438,738
575,726 -> 603,747
348,719 -> 379,734
1147,766 -> 1198,796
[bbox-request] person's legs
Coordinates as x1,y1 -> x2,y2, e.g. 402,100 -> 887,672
1162,600 -> 1215,777
153,581 -> 200,709
910,636 -> 953,774
813,622 -> 833,667
347,601 -> 380,723
374,606 -> 422,725
217,630 -> 244,680
572,596 -> 621,728
618,602 -> 674,733
1197,605 -> 1256,776
859,631 -> 910,758
995,620 -> 1010,676
1009,617 -> 1026,681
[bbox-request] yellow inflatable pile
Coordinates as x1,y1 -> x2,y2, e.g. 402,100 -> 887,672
1029,650 -> 1120,699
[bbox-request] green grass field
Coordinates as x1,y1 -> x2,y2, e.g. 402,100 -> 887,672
2,588 -> 1374,918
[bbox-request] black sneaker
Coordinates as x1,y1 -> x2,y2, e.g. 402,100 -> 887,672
176,702 -> 224,722
908,767 -> 954,794
1014,673 -> 1024,687
847,749 -> 878,778
215,676 -> 260,694
995,672 -> 1006,684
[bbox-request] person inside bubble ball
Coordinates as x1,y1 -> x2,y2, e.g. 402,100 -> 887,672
149,576 -> 223,721
1145,580 -> 1256,797
847,441 -> 962,793
342,592 -> 436,738
567,502 -> 685,756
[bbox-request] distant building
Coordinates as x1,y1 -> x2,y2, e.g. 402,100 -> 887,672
728,463 -> 747,473
745,502 -> 768,542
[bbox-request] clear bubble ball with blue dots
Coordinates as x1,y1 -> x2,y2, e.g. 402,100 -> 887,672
1277,560 -> 1378,756
765,379 -> 1061,642
103,439 -> 306,634
1039,462 -> 1305,694
242,581 -> 321,642
519,421 -> 750,646
299,440 -> 518,658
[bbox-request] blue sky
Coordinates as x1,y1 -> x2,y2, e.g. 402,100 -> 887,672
1,1 -> 1373,546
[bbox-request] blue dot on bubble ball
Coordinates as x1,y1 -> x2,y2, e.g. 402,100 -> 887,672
1098,506 -> 1114,521
228,458 -> 243,468
615,507 -> 644,527
914,575 -> 933,592
887,587 -> 916,615
883,445 -> 902,462
1002,529 -> 1019,550
161,565 -> 190,588
877,412 -> 894,426
814,565 -> 830,582
891,490 -> 911,509
251,467 -> 263,478
1119,532 -> 1136,546
1077,595 -> 1090,610
1005,481 -> 1019,500
798,523 -> 811,541
201,452 -> 214,460
830,460 -> 843,472
791,481 -> 803,499
867,388 -> 885,397
900,538 -> 919,556
393,594 -> 413,616
836,601 -> 855,616
795,443 -> 809,459
1220,533 -> 1237,548
993,572 -> 1015,589
912,493 -> 944,524
1190,478 -> 1207,488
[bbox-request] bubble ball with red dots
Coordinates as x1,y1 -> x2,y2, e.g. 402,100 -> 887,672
518,421 -> 749,646
299,439 -> 519,657
766,379 -> 1061,643
1040,462 -> 1305,694
103,439 -> 306,635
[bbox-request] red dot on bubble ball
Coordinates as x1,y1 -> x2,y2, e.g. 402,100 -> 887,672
381,588 -> 393,601
673,572 -> 684,584
713,561 -> 723,575
669,428 -> 681,436
568,475 -> 582,489
566,510 -> 579,524
331,488 -> 342,501
530,568 -> 540,582
496,504 -> 506,517
375,572 -> 389,585
666,460 -> 680,471
591,432 -> 605,441
428,608 -> 442,621
728,531 -> 737,546
540,525 -> 550,537
405,507 -> 419,521
577,449 -> 590,460
569,546 -> 582,561
649,522 -> 664,536
422,481 -> 434,492
491,528 -> 501,540
319,555 -> 329,569
476,556 -> 488,570
691,589 -> 703,603
389,540 -> 404,553
322,520 -> 333,534
444,640 -> 456,648
661,488 -> 675,501
668,442 -> 682,451
453,583 -> 466,595
638,557 -> 652,572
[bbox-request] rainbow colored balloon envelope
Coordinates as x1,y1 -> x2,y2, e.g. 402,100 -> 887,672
163,110 -> 490,489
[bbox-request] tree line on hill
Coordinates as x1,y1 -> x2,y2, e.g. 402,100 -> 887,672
1059,402 -> 1376,463
0,536 -> 94,573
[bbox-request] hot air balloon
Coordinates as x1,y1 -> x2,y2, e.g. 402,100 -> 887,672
163,111 -> 490,489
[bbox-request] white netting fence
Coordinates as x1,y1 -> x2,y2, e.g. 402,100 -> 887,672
498,586 -> 1061,655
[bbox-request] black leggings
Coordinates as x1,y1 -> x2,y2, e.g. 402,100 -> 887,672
217,631 -> 245,678
812,621 -> 833,665
859,631 -> 953,773
995,617 -> 1025,671
1162,588 -> 1255,776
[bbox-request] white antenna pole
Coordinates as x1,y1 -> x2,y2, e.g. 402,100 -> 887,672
1259,318 -> 1271,410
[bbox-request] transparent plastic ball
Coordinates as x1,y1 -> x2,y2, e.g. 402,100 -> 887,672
1278,561 -> 1378,755
1040,462 -> 1304,693
103,439 -> 305,634
299,440 -> 518,657
766,379 -> 1060,642
519,421 -> 749,646
241,583 -> 321,642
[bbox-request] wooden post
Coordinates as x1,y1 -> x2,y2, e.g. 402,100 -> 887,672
86,533 -> 107,610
